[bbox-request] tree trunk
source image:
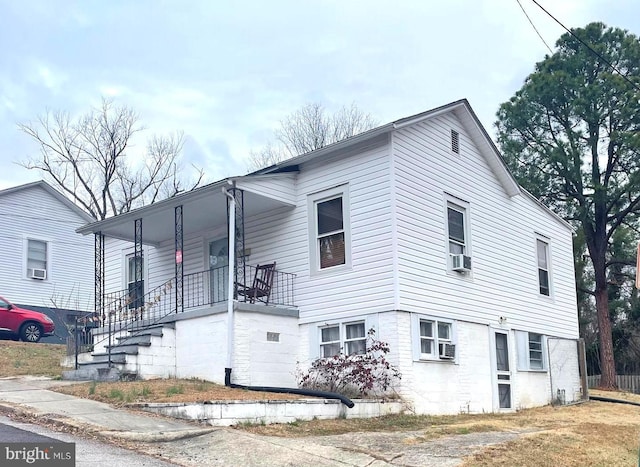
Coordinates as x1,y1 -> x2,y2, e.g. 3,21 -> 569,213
595,285 -> 617,388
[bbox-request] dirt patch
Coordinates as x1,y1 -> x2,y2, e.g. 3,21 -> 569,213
53,379 -> 304,405
0,341 -> 66,377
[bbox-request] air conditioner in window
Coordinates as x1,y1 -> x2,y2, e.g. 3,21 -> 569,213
30,268 -> 47,280
451,254 -> 472,272
439,342 -> 456,360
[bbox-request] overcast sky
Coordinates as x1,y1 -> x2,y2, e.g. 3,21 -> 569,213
1,0 -> 639,189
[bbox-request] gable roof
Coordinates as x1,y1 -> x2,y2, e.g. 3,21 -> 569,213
253,99 -> 520,195
0,180 -> 96,223
254,99 -> 572,231
77,99 -> 572,236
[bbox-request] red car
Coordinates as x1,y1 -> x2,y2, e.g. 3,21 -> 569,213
0,296 -> 55,343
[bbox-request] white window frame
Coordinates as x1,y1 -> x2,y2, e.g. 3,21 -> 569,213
516,330 -> 548,371
535,235 -> 552,296
24,237 -> 50,280
319,320 -> 367,357
307,185 -> 351,274
443,194 -> 471,272
310,315 -> 378,360
411,313 -> 457,362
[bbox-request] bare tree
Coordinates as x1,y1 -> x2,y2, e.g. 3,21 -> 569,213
248,102 -> 378,171
19,98 -> 204,220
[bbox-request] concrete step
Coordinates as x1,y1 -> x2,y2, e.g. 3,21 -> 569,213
115,333 -> 153,346
105,343 -> 149,354
63,367 -> 124,382
87,352 -> 132,364
77,359 -> 125,370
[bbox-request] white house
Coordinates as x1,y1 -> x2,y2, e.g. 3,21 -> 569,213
76,100 -> 583,414
0,181 -> 95,343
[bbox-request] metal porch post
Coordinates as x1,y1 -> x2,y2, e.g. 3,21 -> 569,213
134,219 -> 143,311
228,188 -> 246,297
175,205 -> 184,314
94,232 -> 104,321
88,232 -> 104,370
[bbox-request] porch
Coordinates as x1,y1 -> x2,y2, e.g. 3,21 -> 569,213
99,263 -> 296,330
72,175 -> 301,383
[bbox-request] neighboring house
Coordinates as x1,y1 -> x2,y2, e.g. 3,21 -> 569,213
77,99 -> 582,414
0,181 -> 95,343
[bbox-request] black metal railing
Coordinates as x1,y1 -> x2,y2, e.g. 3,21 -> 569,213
72,264 -> 296,368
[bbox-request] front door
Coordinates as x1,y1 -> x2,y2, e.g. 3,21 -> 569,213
493,330 -> 512,409
209,238 -> 228,303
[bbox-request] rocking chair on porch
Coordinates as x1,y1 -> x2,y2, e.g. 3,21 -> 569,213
236,262 -> 276,305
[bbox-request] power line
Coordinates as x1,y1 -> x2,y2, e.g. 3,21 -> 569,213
516,0 -> 553,54
530,0 -> 640,94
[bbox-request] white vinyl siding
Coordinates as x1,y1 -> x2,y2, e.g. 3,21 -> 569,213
100,142 -> 393,326
393,113 -> 578,340
0,184 -> 94,310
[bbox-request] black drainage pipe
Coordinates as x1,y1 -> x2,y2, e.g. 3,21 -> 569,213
224,367 -> 355,408
589,395 -> 640,407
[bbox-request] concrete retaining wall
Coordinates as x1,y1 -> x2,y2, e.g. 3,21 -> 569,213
133,399 -> 404,426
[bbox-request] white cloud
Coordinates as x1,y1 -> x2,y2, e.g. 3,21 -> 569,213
0,0 -> 638,189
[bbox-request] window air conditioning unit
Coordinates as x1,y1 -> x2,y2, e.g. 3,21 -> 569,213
439,342 -> 456,360
30,268 -> 47,280
451,254 -> 472,272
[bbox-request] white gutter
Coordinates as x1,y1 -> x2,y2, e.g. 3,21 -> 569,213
222,183 -> 236,374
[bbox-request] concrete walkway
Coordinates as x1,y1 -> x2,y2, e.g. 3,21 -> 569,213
0,376 -> 523,466
0,376 -> 214,442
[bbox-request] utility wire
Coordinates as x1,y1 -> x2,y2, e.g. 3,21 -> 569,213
516,0 -> 553,54
530,0 -> 640,93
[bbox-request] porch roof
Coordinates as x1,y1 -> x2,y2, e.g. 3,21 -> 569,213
76,173 -> 297,245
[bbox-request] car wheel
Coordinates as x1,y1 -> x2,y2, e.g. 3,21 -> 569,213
20,323 -> 43,343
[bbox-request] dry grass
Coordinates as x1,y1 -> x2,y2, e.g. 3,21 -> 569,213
242,395 -> 640,466
0,341 -> 66,377
54,378 -> 304,405
3,340 -> 639,465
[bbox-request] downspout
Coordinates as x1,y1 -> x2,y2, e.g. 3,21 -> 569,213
223,183 -> 236,385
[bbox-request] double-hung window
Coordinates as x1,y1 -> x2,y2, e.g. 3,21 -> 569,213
445,197 -> 471,273
528,333 -> 544,369
309,186 -> 350,272
537,239 -> 550,296
317,196 -> 345,269
413,315 -> 456,361
27,239 -> 48,279
320,321 -> 366,357
516,330 -> 547,371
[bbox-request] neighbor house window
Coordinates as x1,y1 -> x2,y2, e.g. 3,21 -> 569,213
537,239 -> 550,295
27,239 -> 47,277
320,321 -> 366,357
309,186 -> 351,272
413,314 -> 456,361
516,330 -> 547,371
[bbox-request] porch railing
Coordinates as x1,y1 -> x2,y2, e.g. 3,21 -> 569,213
71,264 -> 296,367
183,265 -> 296,308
